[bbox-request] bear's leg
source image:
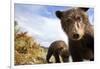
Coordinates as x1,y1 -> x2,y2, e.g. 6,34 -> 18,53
46,50 -> 53,63
71,52 -> 83,62
90,51 -> 94,61
72,56 -> 83,62
90,58 -> 94,61
53,53 -> 60,63
62,56 -> 69,62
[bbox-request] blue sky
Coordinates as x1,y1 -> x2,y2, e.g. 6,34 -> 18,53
15,4 -> 94,47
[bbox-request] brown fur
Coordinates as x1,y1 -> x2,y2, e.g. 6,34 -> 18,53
46,40 -> 69,63
56,8 -> 94,62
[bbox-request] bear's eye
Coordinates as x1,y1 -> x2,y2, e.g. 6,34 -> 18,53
66,18 -> 72,23
76,16 -> 82,21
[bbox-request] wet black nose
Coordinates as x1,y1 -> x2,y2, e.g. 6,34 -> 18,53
72,34 -> 80,39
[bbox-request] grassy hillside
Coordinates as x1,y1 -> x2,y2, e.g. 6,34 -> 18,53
15,32 -> 48,65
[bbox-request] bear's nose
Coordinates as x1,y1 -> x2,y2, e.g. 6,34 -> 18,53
72,33 -> 80,39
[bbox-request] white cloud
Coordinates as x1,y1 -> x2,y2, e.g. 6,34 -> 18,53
36,17 -> 68,47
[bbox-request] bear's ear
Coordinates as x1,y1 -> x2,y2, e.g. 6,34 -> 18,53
79,8 -> 89,12
55,11 -> 63,19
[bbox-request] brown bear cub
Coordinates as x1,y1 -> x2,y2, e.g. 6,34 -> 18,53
55,8 -> 94,62
46,40 -> 69,63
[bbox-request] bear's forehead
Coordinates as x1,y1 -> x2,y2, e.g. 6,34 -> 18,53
62,8 -> 84,17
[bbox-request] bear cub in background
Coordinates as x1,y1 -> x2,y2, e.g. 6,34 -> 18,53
46,40 -> 69,63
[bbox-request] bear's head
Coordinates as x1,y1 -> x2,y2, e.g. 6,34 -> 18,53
56,8 -> 89,40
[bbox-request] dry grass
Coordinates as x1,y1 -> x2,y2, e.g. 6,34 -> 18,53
14,32 -> 47,65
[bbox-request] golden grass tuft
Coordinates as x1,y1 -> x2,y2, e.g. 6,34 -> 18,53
15,32 -> 47,65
